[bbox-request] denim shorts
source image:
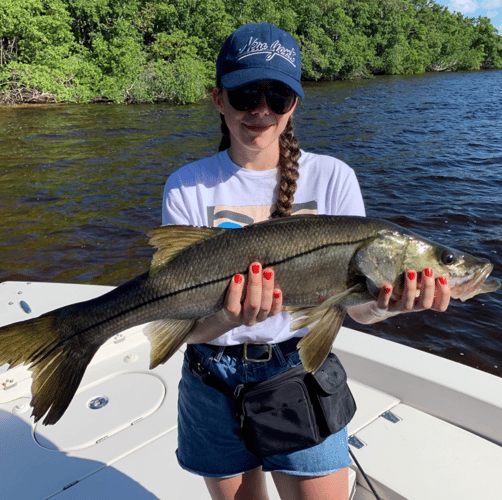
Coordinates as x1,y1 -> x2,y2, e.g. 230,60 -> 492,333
176,343 -> 351,478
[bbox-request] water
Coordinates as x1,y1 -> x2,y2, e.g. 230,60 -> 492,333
1,70 -> 501,376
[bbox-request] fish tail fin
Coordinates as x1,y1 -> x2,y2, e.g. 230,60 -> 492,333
0,313 -> 98,425
0,314 -> 64,372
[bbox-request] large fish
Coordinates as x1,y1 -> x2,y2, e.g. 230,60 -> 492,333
0,215 -> 499,425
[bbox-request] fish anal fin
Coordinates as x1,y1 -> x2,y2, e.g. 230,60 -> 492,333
144,318 -> 197,369
148,225 -> 226,275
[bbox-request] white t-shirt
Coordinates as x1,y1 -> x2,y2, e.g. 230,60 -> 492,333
162,149 -> 365,345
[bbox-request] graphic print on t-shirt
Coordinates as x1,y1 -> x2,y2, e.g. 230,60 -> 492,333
207,201 -> 318,228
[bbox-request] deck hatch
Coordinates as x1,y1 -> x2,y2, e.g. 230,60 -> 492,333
380,410 -> 402,423
34,372 -> 165,452
348,435 -> 366,449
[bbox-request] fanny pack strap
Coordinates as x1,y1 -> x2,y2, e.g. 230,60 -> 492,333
187,345 -> 238,400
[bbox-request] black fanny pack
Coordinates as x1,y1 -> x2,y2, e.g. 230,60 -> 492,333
187,345 -> 356,457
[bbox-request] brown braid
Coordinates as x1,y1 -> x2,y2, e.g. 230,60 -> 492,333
218,113 -> 231,152
274,117 -> 300,218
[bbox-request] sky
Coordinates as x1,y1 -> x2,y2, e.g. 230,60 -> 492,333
447,0 -> 502,35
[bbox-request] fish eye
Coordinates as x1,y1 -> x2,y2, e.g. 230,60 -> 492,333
441,251 -> 456,265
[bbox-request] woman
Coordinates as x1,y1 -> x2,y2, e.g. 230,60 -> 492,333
163,23 -> 451,500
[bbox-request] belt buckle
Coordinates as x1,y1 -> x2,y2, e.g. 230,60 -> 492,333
243,342 -> 273,363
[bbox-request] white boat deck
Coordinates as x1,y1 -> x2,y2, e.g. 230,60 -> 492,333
1,281 -> 502,500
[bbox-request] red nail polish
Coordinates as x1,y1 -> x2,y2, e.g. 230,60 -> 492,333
383,285 -> 392,294
234,274 -> 243,284
439,276 -> 447,285
252,264 -> 260,274
273,291 -> 281,299
263,270 -> 273,280
424,268 -> 433,278
407,271 -> 416,281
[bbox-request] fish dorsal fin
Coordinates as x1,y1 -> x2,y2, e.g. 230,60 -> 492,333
148,225 -> 226,274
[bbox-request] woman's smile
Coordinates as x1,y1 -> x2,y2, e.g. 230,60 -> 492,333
243,122 -> 274,133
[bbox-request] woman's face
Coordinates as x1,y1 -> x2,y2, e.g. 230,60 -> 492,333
213,82 -> 297,167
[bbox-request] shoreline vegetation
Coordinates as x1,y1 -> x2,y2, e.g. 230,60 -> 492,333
1,0 -> 501,106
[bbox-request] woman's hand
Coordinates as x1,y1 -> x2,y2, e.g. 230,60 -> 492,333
186,262 -> 283,344
222,262 -> 283,326
347,268 -> 452,325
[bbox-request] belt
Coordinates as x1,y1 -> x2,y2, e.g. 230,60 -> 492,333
203,337 -> 300,363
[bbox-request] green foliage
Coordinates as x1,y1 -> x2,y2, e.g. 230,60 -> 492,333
0,0 -> 501,104
472,16 -> 502,68
128,56 -> 212,104
0,0 -> 92,101
0,0 -> 74,65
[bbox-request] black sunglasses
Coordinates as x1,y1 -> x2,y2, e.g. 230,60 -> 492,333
226,83 -> 297,115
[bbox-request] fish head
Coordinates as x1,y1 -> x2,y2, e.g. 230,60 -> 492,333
439,254 -> 501,302
401,234 -> 501,302
353,226 -> 501,302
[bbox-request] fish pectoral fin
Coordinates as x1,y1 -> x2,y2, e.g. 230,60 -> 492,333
144,318 -> 197,369
295,304 -> 346,374
286,284 -> 361,332
148,225 -> 226,275
288,291 -> 349,373
352,234 -> 399,289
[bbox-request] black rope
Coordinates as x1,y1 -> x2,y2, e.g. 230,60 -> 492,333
349,448 -> 383,500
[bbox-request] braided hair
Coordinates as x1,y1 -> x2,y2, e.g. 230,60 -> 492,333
218,112 -> 301,218
275,117 -> 301,217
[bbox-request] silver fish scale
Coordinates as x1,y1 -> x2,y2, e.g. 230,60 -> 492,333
145,216 -> 387,315
51,216 -> 393,337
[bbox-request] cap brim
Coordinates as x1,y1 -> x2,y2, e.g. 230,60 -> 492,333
221,68 -> 305,99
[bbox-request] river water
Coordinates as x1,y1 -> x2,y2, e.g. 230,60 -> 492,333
1,70 -> 501,376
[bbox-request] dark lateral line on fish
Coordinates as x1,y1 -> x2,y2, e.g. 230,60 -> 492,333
35,236 -> 370,363
107,236 -> 371,322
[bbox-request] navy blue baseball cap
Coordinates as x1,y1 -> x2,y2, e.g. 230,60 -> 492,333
217,23 -> 304,99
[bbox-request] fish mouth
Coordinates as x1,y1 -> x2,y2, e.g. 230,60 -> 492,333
450,263 -> 501,302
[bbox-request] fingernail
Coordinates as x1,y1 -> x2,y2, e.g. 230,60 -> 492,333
273,291 -> 281,299
383,285 -> 392,294
407,271 -> 416,281
252,264 -> 260,274
234,274 -> 243,284
263,270 -> 273,280
439,276 -> 447,285
424,268 -> 433,278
